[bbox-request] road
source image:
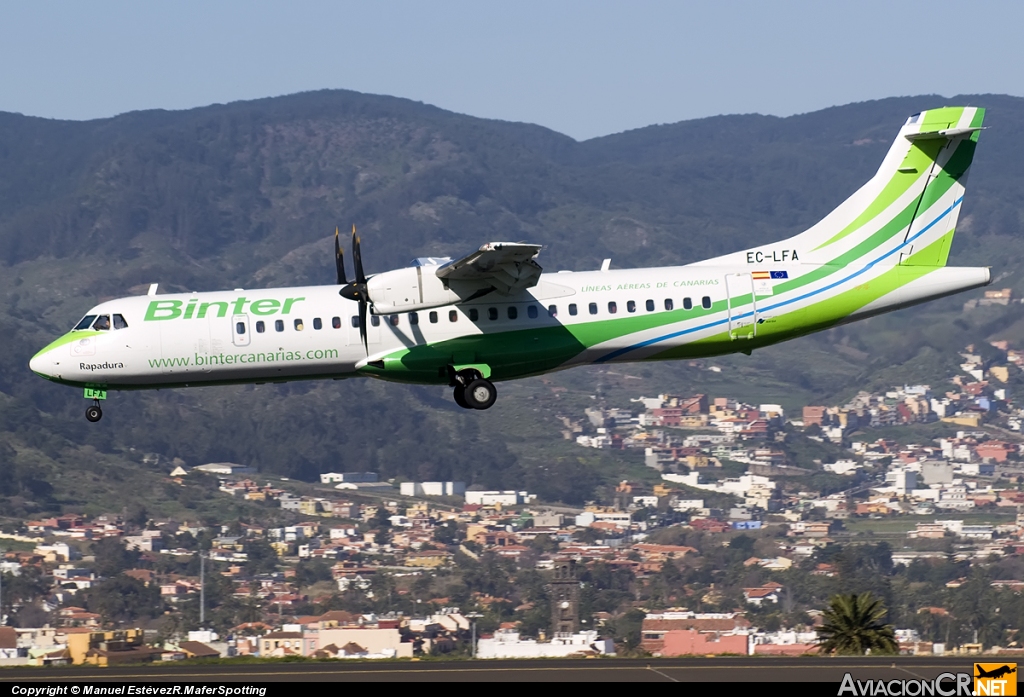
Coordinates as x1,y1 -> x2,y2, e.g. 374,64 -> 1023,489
0,656 -> 998,683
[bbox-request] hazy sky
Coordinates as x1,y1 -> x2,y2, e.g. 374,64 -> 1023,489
2,1 -> 1021,141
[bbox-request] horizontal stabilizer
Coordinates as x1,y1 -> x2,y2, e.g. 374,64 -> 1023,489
905,126 -> 984,141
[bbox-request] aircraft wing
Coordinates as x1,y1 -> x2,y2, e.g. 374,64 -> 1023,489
436,242 -> 543,295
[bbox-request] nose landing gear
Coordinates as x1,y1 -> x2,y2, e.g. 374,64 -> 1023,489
83,387 -> 106,422
85,402 -> 103,422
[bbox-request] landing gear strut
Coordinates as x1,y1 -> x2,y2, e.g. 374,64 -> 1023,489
449,368 -> 496,410
85,401 -> 103,422
453,385 -> 471,409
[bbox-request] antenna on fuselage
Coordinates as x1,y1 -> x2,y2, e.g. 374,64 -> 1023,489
147,284 -> 159,296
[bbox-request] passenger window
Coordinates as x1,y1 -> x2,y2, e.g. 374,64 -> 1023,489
645,299 -> 654,312
92,315 -> 111,331
488,307 -> 498,321
568,304 -> 577,316
683,297 -> 693,310
275,320 -> 284,332
627,301 -> 636,313
589,303 -> 598,315
351,316 -> 360,328
294,319 -> 304,331
256,321 -> 265,333
469,308 -> 479,321
528,306 -> 538,319
332,317 -> 341,329
429,311 -> 438,324
74,315 -> 97,331
702,296 -> 712,309
236,322 -> 246,335
113,314 -> 128,330
449,310 -> 458,323
409,312 -> 419,325
664,299 -> 674,311
389,315 -> 399,326
548,305 -> 558,317
313,318 -> 322,330
608,301 -> 617,314
508,306 -> 518,320
370,316 -> 380,327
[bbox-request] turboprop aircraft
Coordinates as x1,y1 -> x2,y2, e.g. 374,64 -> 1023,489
30,106 -> 991,421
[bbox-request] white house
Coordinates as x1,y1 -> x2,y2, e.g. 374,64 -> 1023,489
475,629 -> 614,659
195,462 -> 255,476
823,460 -> 861,476
320,472 -> 378,484
399,482 -> 466,497
465,491 -> 533,506
671,499 -> 705,512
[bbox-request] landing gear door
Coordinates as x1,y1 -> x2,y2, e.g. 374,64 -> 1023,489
232,314 -> 251,347
725,273 -> 757,340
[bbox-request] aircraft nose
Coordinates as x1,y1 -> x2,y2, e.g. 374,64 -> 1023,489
29,349 -> 51,377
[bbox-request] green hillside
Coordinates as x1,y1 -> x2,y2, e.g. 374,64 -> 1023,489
2,89 -> 1022,512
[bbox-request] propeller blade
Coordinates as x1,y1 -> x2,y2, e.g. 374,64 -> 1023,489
334,227 -> 348,285
352,224 -> 367,285
359,300 -> 368,352
338,223 -> 370,353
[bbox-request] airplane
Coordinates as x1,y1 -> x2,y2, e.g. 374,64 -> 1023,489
975,665 -> 1016,680
30,106 -> 990,421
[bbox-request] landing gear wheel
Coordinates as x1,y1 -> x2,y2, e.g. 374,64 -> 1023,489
463,379 -> 497,410
85,404 -> 103,422
453,385 -> 472,409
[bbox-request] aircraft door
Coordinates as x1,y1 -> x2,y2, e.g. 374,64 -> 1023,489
725,273 -> 757,340
231,314 -> 251,347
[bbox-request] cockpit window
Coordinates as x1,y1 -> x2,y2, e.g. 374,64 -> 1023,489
113,314 -> 128,330
74,315 -> 97,331
92,315 -> 111,331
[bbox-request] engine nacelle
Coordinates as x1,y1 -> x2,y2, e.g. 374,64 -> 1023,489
366,266 -> 461,314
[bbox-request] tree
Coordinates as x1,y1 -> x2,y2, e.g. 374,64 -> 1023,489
433,520 -> 460,546
82,575 -> 163,624
610,609 -> 646,652
125,503 -> 148,530
245,539 -> 279,575
295,559 -> 333,587
817,592 -> 898,655
529,534 -> 559,555
92,538 -> 141,578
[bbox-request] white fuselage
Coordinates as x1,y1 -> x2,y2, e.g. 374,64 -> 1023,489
29,259 -> 990,390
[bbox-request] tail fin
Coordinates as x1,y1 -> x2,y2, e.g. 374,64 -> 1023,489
801,106 -> 984,267
701,107 -> 985,269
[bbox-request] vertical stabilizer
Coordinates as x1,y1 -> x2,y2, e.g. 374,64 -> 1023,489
697,107 -> 984,270
804,106 -> 984,268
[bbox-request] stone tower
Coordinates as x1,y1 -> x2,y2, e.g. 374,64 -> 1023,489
549,558 -> 579,635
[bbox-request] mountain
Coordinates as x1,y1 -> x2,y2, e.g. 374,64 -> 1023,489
2,89 -> 1023,514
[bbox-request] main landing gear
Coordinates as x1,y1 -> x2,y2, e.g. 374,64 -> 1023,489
449,368 -> 497,410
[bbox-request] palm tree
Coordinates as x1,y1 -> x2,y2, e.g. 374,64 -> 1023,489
817,592 -> 899,655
